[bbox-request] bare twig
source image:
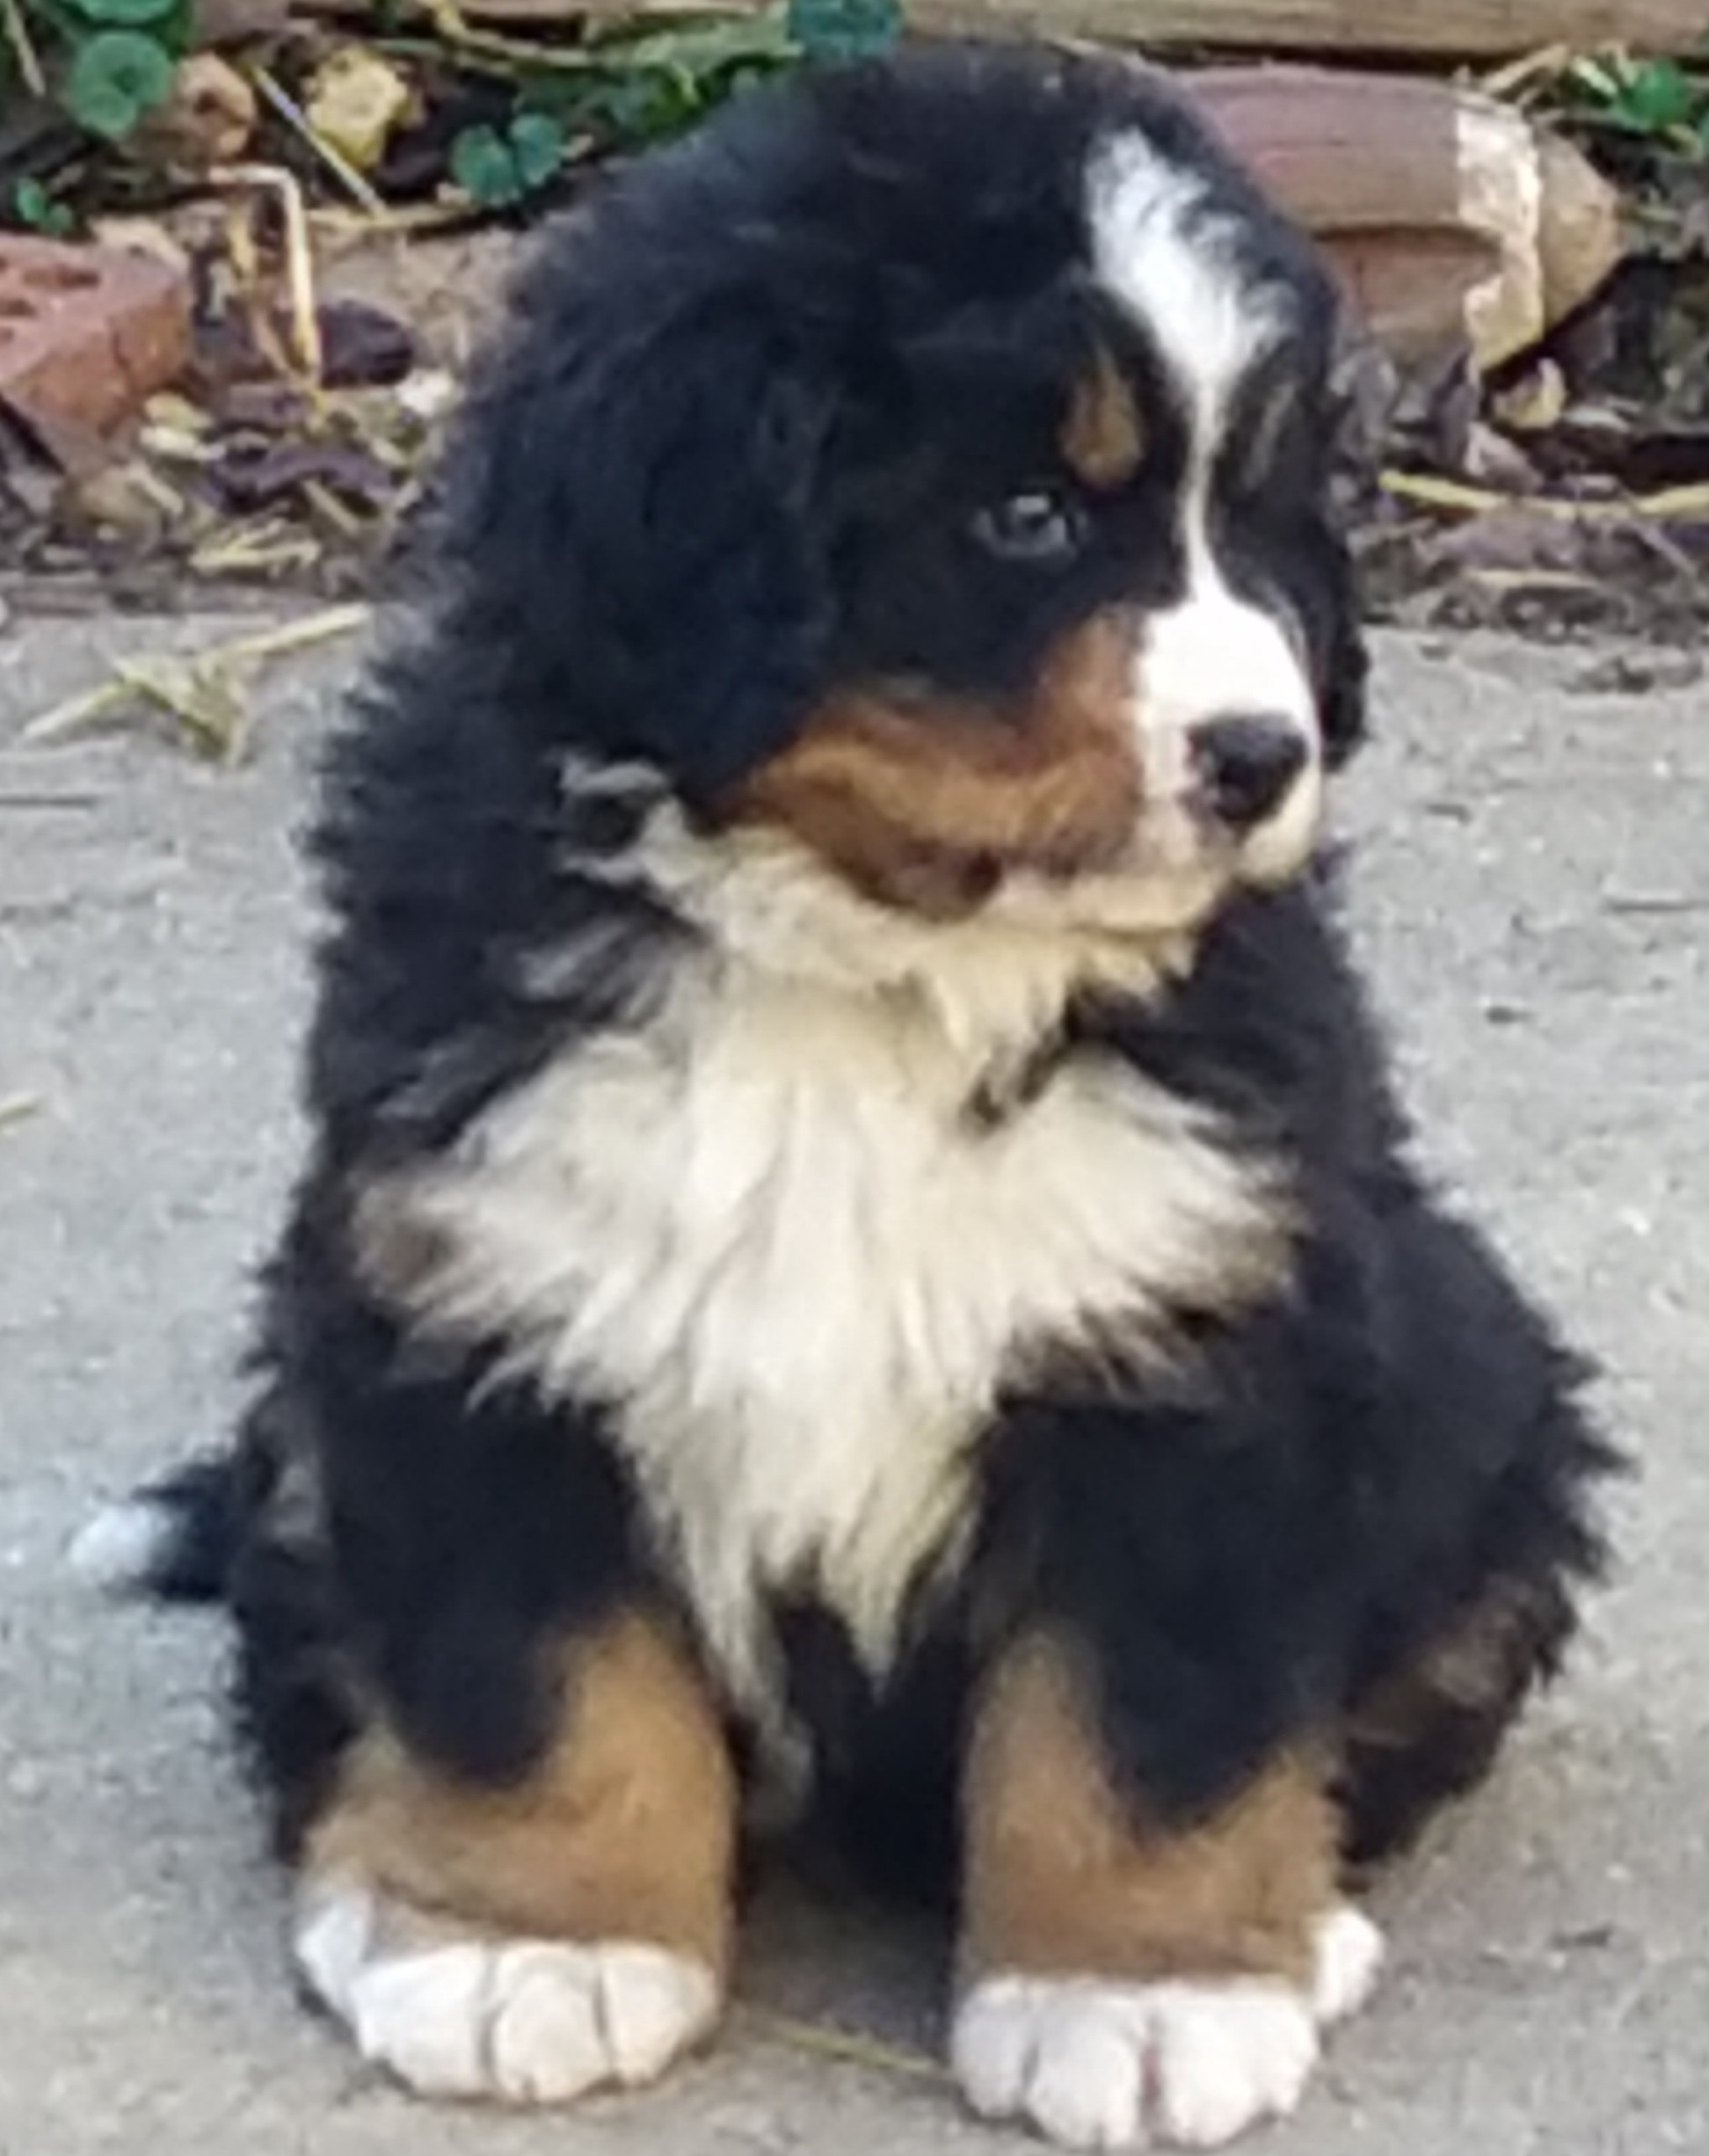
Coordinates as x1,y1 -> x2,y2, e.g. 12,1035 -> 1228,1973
418,0 -> 609,72
249,65 -> 389,219
740,2009 -> 947,2084
1620,495 -> 1709,597
1463,566 -> 1596,594
214,607 -> 372,666
1604,893 -> 1709,916
301,477 -> 367,541
1382,470 -> 1709,523
1479,42 -> 1572,98
19,680 -> 130,749
311,200 -> 475,244
23,607 -> 369,752
0,1094 -> 42,1134
0,0 -> 45,98
210,164 -> 324,383
190,525 -> 323,577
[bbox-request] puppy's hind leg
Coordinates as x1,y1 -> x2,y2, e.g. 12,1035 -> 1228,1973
1336,1196 -> 1618,1872
1337,1573 -> 1576,1872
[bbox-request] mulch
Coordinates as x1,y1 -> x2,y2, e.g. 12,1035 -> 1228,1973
5,131 -> 1709,650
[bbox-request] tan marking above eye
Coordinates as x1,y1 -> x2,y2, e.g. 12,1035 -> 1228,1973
1060,346 -> 1146,492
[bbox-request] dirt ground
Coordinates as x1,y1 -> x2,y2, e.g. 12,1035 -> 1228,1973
2,611 -> 1707,2152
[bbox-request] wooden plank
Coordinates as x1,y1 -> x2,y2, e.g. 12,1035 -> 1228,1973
282,0 -> 1709,40
905,0 -> 1709,58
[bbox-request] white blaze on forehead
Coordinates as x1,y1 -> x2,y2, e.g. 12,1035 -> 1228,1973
1086,128 -> 1320,811
1086,130 -> 1286,450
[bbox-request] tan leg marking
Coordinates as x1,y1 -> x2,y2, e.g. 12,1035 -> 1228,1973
309,1613 -> 737,1969
295,1614 -> 737,2105
953,1637 -> 1382,2150
962,1636 -> 1334,1989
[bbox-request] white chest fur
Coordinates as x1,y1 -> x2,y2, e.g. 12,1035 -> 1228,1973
361,964 -> 1288,1722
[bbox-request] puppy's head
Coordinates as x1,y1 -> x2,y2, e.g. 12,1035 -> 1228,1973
447,43 -> 1365,954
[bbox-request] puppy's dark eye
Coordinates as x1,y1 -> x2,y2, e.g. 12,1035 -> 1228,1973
971,491 -> 1087,564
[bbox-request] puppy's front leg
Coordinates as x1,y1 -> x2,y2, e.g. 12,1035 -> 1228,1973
951,1637 -> 1381,2151
295,1613 -> 736,2106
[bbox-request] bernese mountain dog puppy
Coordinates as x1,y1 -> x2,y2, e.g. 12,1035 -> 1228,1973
88,39 -> 1618,2150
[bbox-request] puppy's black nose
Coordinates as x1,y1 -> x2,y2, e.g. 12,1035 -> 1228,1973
1189,714 -> 1308,831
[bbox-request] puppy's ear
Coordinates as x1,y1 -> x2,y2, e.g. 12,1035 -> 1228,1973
440,245 -> 833,798
1314,318 -> 1377,770
1318,535 -> 1369,771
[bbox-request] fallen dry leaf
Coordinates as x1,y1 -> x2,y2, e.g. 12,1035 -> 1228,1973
134,54 -> 258,177
89,215 -> 194,277
395,368 -> 458,423
1421,503 -> 1605,577
1462,421 -> 1543,491
59,462 -> 185,545
117,652 -> 251,761
208,378 -> 311,433
305,44 -> 417,175
191,0 -> 289,41
318,298 -> 418,390
213,437 -> 393,513
1493,358 -> 1569,433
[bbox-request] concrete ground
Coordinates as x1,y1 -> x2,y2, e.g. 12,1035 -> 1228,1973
1,611 -> 1705,2156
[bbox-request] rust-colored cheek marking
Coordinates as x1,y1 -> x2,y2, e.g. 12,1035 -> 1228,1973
724,611 -> 1143,918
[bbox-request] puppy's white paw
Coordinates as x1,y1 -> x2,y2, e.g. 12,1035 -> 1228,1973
294,1882 -> 717,2104
1310,1906 -> 1385,2027
952,1965 -> 1330,2150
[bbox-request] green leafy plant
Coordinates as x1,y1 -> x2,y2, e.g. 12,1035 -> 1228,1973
4,0 -> 191,153
786,0 -> 902,62
505,0 -> 902,165
566,12 -> 798,148
10,176 -> 76,234
0,0 -> 901,221
65,0 -> 177,27
1563,51 -> 1709,153
63,24 -> 174,137
450,108 -> 566,208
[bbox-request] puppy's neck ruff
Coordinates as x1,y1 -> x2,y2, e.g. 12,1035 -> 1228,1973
361,970 -> 1290,1732
614,791 -> 1216,1079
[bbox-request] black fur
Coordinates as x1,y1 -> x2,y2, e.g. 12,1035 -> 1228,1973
975,874 -> 1610,1832
117,42 -> 1614,1903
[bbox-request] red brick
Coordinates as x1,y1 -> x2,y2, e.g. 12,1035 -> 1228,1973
0,234 -> 192,442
